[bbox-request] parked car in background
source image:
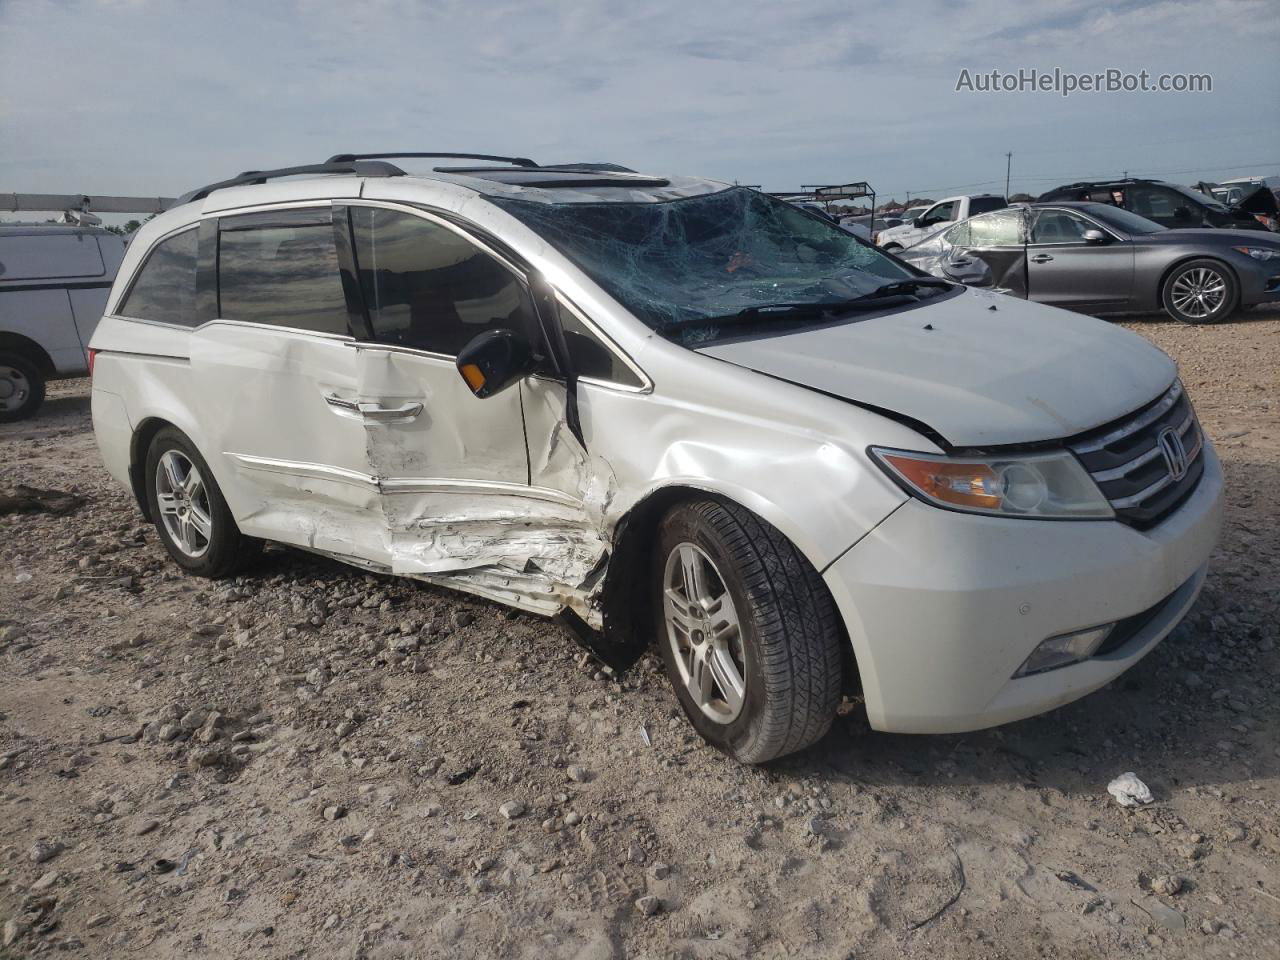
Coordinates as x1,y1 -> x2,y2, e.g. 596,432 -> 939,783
1039,178 -> 1275,232
875,194 -> 1007,251
897,202 -> 1280,324
1197,177 -> 1280,232
0,223 -> 127,420
90,153 -> 1222,763
842,206 -> 924,240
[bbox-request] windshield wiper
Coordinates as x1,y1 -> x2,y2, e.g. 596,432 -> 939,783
853,277 -> 953,300
664,278 -> 953,332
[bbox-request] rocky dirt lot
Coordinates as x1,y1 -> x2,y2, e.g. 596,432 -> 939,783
1,309 -> 1278,960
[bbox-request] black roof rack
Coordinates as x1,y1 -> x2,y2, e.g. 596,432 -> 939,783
430,167 -> 671,188
176,153 -> 648,207
1049,177 -> 1158,190
175,160 -> 407,205
326,152 -> 537,168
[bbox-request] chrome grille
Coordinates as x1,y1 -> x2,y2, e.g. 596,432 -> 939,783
1068,381 -> 1205,528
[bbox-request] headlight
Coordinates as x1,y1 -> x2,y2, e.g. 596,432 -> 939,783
870,447 -> 1114,519
1233,245 -> 1280,261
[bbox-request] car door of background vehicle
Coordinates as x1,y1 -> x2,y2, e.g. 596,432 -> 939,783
343,203 -> 556,601
940,209 -> 1028,295
0,232 -> 108,373
1125,184 -> 1208,228
190,205 -> 390,565
918,199 -> 957,229
1025,208 -> 1135,311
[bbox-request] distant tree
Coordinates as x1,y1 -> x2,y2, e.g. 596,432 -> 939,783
103,218 -> 144,237
1009,192 -> 1035,203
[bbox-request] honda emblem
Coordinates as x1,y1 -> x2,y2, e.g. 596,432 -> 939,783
1157,426 -> 1189,481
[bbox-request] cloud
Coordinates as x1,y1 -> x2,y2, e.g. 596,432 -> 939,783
0,0 -> 1276,203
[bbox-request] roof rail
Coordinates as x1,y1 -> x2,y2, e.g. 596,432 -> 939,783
326,152 -> 538,168
175,160 -> 407,206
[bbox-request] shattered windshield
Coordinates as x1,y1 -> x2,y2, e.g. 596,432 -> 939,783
490,187 -> 917,340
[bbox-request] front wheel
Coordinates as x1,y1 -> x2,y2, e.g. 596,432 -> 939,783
1161,259 -> 1237,324
0,353 -> 46,423
655,499 -> 844,764
144,427 -> 259,577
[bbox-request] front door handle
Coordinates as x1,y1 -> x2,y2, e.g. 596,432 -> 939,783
356,401 -> 423,423
325,394 -> 423,423
1030,254 -> 1055,263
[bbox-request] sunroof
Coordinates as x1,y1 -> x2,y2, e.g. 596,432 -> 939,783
432,166 -> 671,188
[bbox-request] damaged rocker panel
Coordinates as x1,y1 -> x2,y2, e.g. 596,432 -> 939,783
226,451 -> 611,626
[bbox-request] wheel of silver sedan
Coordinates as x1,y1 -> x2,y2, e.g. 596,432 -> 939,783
662,542 -> 747,724
155,450 -> 213,558
1169,267 -> 1227,319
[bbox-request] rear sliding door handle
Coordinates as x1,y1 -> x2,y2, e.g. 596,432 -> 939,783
325,394 -> 423,423
1030,254 -> 1054,263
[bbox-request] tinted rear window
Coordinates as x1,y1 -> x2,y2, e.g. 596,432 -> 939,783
120,228 -> 198,325
969,197 -> 1008,216
218,223 -> 350,334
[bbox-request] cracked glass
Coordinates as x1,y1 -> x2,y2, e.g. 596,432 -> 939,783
491,187 -> 914,342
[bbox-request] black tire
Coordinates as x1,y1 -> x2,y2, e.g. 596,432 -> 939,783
654,499 -> 844,764
1161,258 -> 1238,324
144,426 -> 259,577
0,352 -> 46,423
882,243 -> 903,253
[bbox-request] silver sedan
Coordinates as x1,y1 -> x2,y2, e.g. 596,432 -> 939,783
896,201 -> 1280,323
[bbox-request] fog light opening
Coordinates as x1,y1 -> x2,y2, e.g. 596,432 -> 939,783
1014,624 -> 1115,678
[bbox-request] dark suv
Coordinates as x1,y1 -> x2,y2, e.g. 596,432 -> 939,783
1038,178 -> 1272,232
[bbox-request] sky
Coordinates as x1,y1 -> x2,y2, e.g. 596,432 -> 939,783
2,0 -> 1279,211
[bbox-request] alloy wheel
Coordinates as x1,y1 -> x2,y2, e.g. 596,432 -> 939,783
662,542 -> 747,723
155,450 -> 213,558
1170,267 -> 1227,319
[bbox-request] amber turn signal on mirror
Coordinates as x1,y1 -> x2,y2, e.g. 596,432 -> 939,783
454,329 -> 535,399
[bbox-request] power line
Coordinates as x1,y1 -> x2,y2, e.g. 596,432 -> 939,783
876,159 -> 1278,201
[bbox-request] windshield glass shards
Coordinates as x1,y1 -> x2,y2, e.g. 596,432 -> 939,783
489,187 -> 925,342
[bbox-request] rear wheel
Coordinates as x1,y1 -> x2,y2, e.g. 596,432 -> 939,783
144,427 -> 259,577
655,499 -> 844,764
0,353 -> 46,422
882,243 -> 903,253
1161,259 -> 1237,324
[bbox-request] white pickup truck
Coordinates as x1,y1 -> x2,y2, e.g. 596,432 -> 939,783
876,194 -> 1007,251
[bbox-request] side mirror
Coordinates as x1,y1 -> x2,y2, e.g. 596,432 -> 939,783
456,329 -> 534,399
1081,229 -> 1108,245
913,217 -> 927,228
941,255 -> 994,288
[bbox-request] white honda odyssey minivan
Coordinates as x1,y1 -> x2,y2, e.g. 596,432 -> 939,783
89,153 -> 1223,763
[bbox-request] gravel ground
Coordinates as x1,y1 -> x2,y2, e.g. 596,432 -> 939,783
1,308 -> 1278,959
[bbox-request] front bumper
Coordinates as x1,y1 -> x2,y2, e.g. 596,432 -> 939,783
824,442 -> 1224,734
1234,256 -> 1280,305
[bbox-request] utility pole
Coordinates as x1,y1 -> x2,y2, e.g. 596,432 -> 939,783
1005,152 -> 1012,197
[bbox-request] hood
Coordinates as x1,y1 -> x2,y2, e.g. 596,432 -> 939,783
1232,184 -> 1280,219
1150,227 -> 1280,246
696,289 -> 1176,447
1198,181 -> 1280,224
